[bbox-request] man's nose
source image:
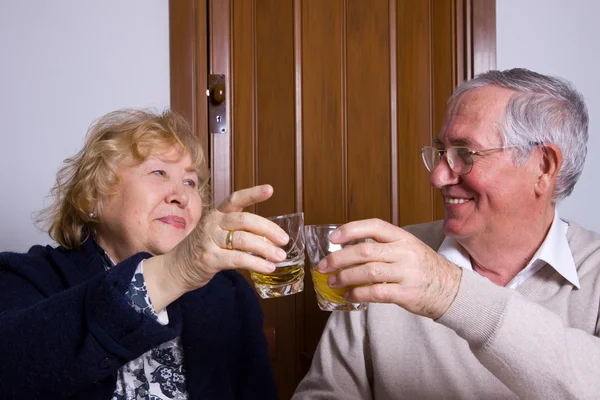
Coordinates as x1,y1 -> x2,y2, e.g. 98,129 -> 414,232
430,156 -> 460,189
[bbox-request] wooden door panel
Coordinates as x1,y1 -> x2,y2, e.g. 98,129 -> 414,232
232,0 -> 256,211
169,0 -> 209,156
302,0 -> 345,224
396,0 -> 435,227
347,0 -> 392,223
301,0 -> 345,364
255,0 -> 296,217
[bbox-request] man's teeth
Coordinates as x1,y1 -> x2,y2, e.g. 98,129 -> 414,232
445,197 -> 471,204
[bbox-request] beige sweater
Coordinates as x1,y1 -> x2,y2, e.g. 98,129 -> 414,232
293,220 -> 600,399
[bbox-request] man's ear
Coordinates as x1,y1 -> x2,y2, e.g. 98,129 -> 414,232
534,143 -> 562,197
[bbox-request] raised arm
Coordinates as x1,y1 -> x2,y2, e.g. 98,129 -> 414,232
314,218 -> 600,398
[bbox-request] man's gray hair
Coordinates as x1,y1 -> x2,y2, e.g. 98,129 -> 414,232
450,68 -> 588,202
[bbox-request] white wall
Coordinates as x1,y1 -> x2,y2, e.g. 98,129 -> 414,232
0,0 -> 170,251
497,0 -> 600,232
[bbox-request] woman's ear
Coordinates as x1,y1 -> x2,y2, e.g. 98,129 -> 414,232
534,143 -> 562,197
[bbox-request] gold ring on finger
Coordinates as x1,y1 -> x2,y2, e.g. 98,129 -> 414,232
226,230 -> 235,250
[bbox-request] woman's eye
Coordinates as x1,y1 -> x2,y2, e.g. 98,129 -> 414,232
184,179 -> 197,188
152,170 -> 166,177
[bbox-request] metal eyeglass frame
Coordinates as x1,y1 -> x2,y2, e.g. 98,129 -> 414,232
420,142 -> 541,175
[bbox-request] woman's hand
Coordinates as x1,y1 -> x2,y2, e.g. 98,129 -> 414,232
318,218 -> 462,320
144,185 -> 289,311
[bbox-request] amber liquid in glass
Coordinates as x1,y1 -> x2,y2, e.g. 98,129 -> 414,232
251,262 -> 305,299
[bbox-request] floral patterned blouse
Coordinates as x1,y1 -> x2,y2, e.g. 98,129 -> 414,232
97,243 -> 188,400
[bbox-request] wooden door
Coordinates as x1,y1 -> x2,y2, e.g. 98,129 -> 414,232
170,1 -> 496,398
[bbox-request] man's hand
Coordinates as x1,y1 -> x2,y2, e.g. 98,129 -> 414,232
318,218 -> 462,319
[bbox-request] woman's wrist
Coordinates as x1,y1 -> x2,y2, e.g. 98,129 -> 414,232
142,255 -> 188,313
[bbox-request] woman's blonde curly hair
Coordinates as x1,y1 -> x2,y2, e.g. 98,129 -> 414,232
38,108 -> 210,249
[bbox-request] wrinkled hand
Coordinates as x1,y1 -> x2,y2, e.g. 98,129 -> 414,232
319,218 -> 462,319
164,184 -> 289,293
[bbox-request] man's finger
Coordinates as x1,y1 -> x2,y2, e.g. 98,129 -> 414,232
329,261 -> 400,288
317,241 -> 404,274
330,218 -> 409,245
217,184 -> 274,213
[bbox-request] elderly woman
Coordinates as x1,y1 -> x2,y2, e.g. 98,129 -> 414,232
0,109 -> 287,399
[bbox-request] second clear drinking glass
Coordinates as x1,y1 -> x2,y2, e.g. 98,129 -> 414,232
304,224 -> 368,311
250,212 -> 305,299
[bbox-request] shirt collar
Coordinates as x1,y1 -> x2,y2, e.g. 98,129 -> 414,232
437,210 -> 580,288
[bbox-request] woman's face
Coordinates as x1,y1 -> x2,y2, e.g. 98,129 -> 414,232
95,147 -> 203,263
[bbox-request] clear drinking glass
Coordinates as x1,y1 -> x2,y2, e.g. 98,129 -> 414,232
250,212 -> 305,299
304,224 -> 368,311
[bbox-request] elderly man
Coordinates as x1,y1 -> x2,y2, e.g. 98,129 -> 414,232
293,68 -> 599,399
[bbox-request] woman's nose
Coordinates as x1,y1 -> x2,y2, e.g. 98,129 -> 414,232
430,156 -> 460,189
165,183 -> 189,207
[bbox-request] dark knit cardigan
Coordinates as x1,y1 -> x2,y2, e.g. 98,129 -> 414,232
0,239 -> 278,399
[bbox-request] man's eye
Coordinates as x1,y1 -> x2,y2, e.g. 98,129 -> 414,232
456,148 -> 471,157
184,179 -> 197,188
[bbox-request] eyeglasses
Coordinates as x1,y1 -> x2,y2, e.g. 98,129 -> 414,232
420,143 -> 539,176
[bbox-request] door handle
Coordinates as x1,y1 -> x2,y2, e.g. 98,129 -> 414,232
208,74 -> 227,134
211,82 -> 226,105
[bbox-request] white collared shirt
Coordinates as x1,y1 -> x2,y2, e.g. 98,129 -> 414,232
437,210 -> 580,289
